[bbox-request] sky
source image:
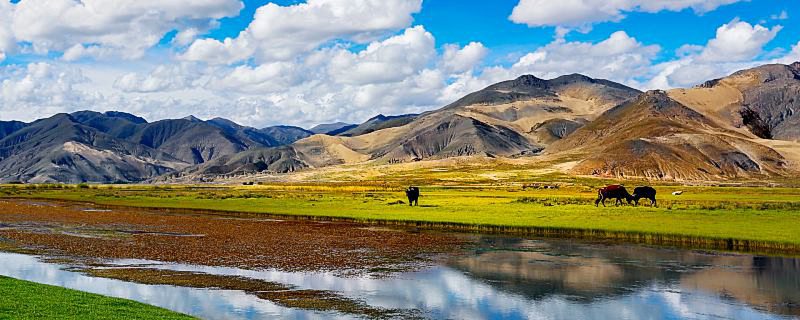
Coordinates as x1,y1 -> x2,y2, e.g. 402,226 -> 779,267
0,0 -> 799,128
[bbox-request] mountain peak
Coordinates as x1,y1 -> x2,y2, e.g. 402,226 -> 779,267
510,74 -> 547,88
104,111 -> 147,124
551,73 -> 593,83
182,115 -> 202,122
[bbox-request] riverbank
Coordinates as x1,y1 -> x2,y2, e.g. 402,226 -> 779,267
0,276 -> 193,319
3,183 -> 800,254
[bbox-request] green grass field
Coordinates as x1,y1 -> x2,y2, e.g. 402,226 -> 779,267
3,183 -> 800,252
0,276 -> 194,319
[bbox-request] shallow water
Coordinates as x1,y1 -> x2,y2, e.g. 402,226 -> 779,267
2,236 -> 799,319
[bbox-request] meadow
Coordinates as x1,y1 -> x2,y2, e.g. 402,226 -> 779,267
3,181 -> 800,254
0,276 -> 194,319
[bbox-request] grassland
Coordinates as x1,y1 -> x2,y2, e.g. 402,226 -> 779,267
0,276 -> 194,319
3,181 -> 800,253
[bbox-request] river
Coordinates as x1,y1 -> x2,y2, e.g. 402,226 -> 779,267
2,236 -> 797,319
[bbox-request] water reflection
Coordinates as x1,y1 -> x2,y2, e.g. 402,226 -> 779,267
1,237 -> 798,319
450,238 -> 800,317
0,253 -> 339,320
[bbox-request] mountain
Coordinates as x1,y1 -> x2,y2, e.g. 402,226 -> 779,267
4,62 -> 800,183
258,125 -> 314,145
669,62 -> 800,141
171,73 -> 645,179
309,122 -> 356,135
548,90 -> 788,180
338,73 -> 641,162
337,114 -> 417,137
0,112 -> 317,183
0,113 -> 186,183
0,121 -> 27,140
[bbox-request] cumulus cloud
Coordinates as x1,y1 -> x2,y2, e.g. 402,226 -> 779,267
114,64 -> 211,93
477,31 -> 660,87
2,26 -> 488,127
441,42 -> 488,74
775,41 -> 800,64
8,0 -> 242,60
326,26 -> 436,85
509,0 -> 743,27
0,63 -> 93,119
697,19 -> 782,62
181,0 -> 422,64
643,19 -> 784,88
0,1 -> 14,62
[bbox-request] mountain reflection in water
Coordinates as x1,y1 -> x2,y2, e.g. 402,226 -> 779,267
450,237 -> 800,317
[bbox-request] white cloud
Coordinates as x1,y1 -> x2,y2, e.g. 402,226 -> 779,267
0,1 -> 14,62
509,0 -> 743,27
441,42 -> 488,74
8,0 -> 243,60
698,19 -> 782,62
326,26 -> 436,85
114,64 -> 210,93
480,31 -> 660,87
775,41 -> 800,64
0,63 -> 92,119
181,0 -> 422,64
771,10 -> 789,20
642,19 -> 784,88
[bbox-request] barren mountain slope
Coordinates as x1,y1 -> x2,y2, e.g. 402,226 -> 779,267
549,91 -> 788,180
324,74 -> 641,163
0,114 -> 188,183
669,62 -> 800,141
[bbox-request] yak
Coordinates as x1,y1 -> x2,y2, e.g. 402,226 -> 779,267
405,186 -> 420,206
595,185 -> 633,207
632,186 -> 657,207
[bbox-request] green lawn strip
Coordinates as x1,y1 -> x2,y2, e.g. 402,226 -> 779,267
0,276 -> 194,319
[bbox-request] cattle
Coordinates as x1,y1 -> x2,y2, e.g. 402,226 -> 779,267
595,185 -> 633,207
405,187 -> 420,206
632,186 -> 657,207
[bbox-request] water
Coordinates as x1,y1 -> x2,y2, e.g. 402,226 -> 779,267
1,237 -> 798,319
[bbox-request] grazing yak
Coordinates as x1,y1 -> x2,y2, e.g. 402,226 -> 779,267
405,187 -> 420,206
595,185 -> 633,207
632,186 -> 657,207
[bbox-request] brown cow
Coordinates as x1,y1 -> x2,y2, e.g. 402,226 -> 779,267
595,185 -> 633,207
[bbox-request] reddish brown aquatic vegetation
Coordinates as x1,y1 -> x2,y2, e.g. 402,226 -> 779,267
0,200 -> 467,274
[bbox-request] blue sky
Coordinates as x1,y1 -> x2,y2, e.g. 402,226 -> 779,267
0,0 -> 798,127
200,0 -> 797,66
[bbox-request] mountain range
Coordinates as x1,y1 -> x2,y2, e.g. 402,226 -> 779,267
2,62 -> 800,183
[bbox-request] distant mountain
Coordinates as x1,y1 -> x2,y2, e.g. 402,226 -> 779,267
0,112 -> 316,183
258,125 -> 314,145
0,113 -> 185,183
0,120 -> 27,140
337,114 -> 417,137
4,62 -> 800,183
308,122 -> 356,135
174,73 -> 642,180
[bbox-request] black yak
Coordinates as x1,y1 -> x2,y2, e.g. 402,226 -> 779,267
632,186 -> 657,207
595,185 -> 633,207
405,187 -> 420,206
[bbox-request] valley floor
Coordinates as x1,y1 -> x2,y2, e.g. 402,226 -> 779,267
3,182 -> 800,254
